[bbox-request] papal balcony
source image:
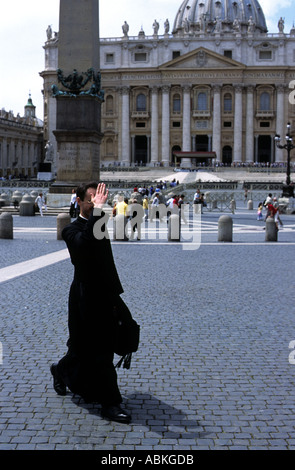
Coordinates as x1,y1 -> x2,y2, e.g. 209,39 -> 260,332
131,111 -> 150,119
192,110 -> 211,118
255,110 -> 275,119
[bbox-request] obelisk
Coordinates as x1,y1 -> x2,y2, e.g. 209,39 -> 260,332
53,0 -> 103,183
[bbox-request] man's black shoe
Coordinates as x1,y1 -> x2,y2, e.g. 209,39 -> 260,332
101,404 -> 131,424
50,363 -> 67,396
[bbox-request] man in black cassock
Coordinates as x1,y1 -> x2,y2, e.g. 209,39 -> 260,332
50,182 -> 131,424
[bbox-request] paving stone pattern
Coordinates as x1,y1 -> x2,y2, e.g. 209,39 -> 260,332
0,206 -> 295,450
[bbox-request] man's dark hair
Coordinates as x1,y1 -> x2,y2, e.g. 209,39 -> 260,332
76,182 -> 98,201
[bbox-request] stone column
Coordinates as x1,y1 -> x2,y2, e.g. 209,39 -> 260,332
2,138 -> 7,171
212,85 -> 222,162
131,136 -> 135,165
182,85 -> 191,168
23,142 -> 29,169
245,85 -> 255,163
254,135 -> 258,163
121,87 -> 130,165
161,86 -> 170,166
276,84 -> 285,162
151,86 -> 159,166
233,84 -> 243,162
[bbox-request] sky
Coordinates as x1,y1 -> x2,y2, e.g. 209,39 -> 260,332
0,0 -> 294,118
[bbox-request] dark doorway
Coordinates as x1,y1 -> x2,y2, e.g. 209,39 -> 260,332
222,146 -> 232,166
257,135 -> 271,163
134,136 -> 148,165
172,145 -> 181,166
195,135 -> 209,152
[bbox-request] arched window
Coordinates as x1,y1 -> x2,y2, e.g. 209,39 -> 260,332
136,94 -> 146,112
224,93 -> 232,112
173,93 -> 181,112
197,92 -> 208,111
106,95 -> 114,113
260,92 -> 271,111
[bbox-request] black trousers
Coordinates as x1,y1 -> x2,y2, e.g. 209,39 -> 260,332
57,348 -> 122,405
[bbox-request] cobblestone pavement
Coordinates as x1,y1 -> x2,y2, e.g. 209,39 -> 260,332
0,204 -> 295,452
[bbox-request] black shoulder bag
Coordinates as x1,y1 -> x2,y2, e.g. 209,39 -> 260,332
113,297 -> 140,369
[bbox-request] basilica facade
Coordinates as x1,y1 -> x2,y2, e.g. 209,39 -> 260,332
41,0 -> 295,172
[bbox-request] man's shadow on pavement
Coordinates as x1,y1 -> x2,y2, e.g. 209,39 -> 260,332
73,392 -> 208,440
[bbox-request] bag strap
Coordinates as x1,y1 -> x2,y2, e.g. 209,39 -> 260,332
115,353 -> 132,370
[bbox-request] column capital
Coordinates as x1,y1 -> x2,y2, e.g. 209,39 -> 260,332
161,85 -> 171,93
245,84 -> 255,93
182,84 -> 192,93
119,86 -> 130,96
276,83 -> 287,92
211,84 -> 222,92
234,83 -> 244,93
151,86 -> 160,94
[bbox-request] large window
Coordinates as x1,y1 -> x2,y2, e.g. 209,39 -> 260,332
260,92 -> 271,111
173,93 -> 181,112
197,92 -> 208,111
134,53 -> 147,62
224,93 -> 232,113
106,95 -> 114,114
136,94 -> 147,112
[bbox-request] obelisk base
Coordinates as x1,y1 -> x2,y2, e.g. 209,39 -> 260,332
53,95 -> 103,183
54,130 -> 101,182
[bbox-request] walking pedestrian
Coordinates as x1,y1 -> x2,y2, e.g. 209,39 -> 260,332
150,193 -> 161,221
69,189 -> 77,218
50,182 -> 131,423
128,199 -> 144,240
143,196 -> 149,221
273,197 -> 283,228
257,202 -> 263,221
35,193 -> 46,216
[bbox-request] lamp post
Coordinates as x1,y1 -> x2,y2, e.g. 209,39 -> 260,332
275,122 -> 294,197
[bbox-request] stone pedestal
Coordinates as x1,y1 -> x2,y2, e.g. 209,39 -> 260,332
54,95 -> 102,183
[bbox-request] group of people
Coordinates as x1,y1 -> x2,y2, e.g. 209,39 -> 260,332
111,192 -> 189,229
257,193 -> 283,229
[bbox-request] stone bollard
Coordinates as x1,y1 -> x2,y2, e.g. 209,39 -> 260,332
30,191 -> 39,200
12,190 -> 23,209
12,190 -> 23,204
57,213 -> 71,240
247,199 -> 253,210
218,215 -> 233,242
19,194 -> 35,216
168,214 -> 181,241
0,193 -> 10,208
113,214 -> 128,241
0,212 -> 13,239
265,217 -> 277,242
